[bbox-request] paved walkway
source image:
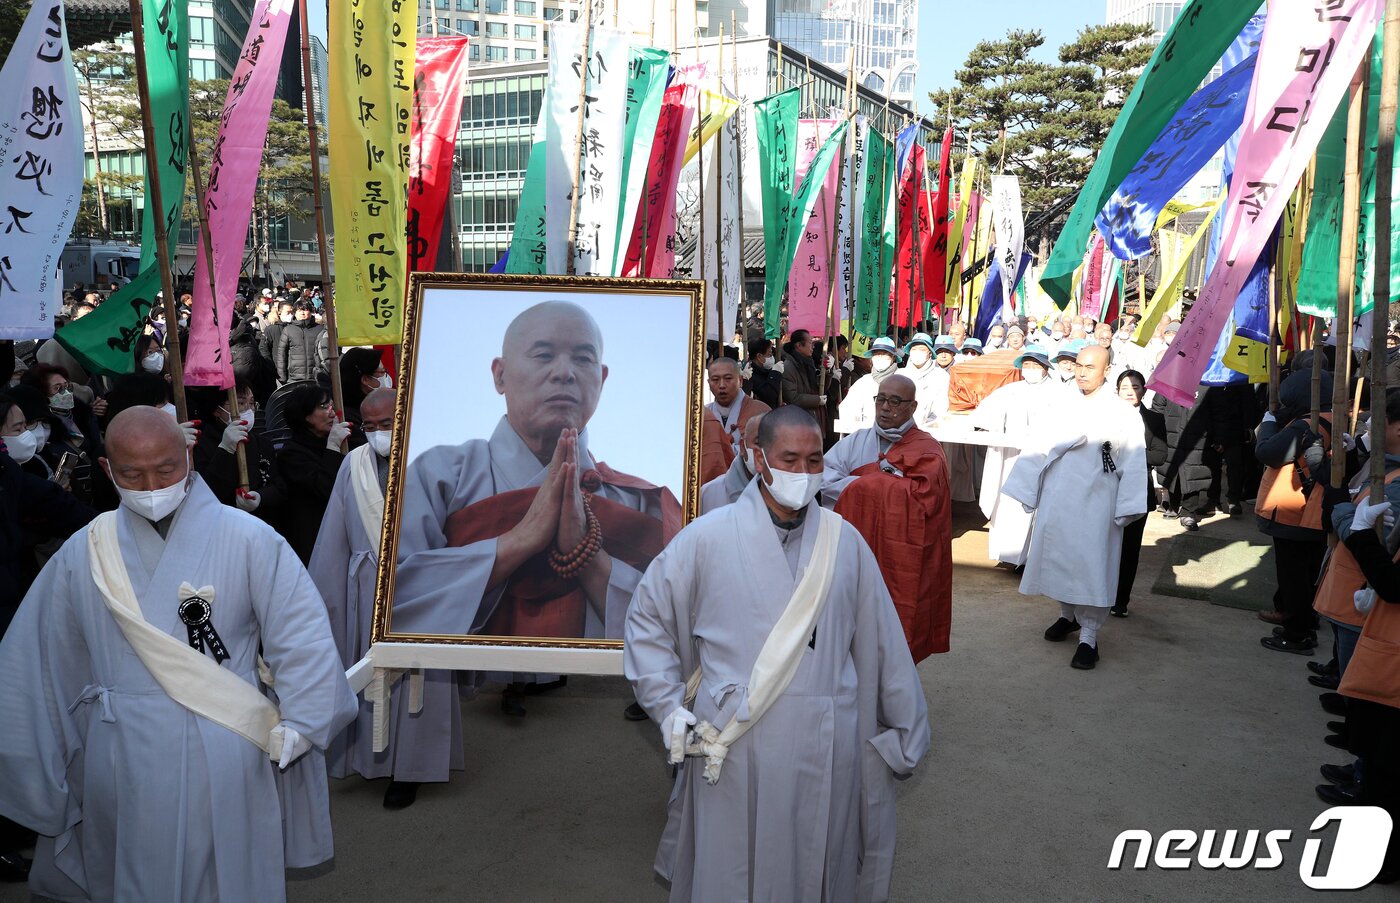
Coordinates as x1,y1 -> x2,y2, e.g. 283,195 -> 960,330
4,506 -> 1387,901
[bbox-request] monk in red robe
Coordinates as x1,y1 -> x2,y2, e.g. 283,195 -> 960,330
821,373 -> 952,661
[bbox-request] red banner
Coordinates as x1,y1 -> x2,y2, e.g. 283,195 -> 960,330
408,37 -> 471,273
622,78 -> 698,277
890,145 -> 933,329
928,126 -> 954,308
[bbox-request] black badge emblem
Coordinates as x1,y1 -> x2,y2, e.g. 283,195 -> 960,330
178,594 -> 229,663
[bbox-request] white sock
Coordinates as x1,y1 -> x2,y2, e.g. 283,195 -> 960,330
1076,605 -> 1109,648
1060,602 -> 1077,623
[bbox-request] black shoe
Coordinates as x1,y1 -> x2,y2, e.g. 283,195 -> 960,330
1321,762 -> 1356,785
1227,503 -> 1243,516
383,780 -> 421,810
1309,659 -> 1339,677
1180,515 -> 1200,531
500,689 -> 526,717
1260,634 -> 1317,656
1044,617 -> 1080,641
1272,626 -> 1287,637
623,701 -> 649,722
1110,604 -> 1129,618
0,851 -> 29,883
1325,733 -> 1351,750
1071,642 -> 1099,670
1315,781 -> 1363,805
1309,673 -> 1342,690
523,677 -> 568,695
1320,692 -> 1348,716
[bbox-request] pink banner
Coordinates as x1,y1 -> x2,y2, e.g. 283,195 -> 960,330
1080,232 -> 1106,320
1150,0 -> 1379,406
622,75 -> 697,277
788,119 -> 841,336
409,37 -> 470,272
185,0 -> 295,387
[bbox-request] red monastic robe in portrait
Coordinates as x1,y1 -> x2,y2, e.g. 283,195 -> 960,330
445,464 -> 682,638
833,428 -> 952,661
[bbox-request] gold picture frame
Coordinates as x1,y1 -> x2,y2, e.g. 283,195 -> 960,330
370,273 -> 706,668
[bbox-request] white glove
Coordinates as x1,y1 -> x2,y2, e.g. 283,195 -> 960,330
1261,411 -> 1277,424
660,706 -> 697,765
235,489 -> 261,512
843,358 -> 855,372
1360,432 -> 1372,454
817,395 -> 827,405
772,360 -> 786,374
219,420 -> 250,454
824,353 -> 836,370
1355,588 -> 1378,616
1343,432 -> 1356,452
179,421 -> 199,447
740,363 -> 753,381
269,722 -> 312,770
1351,499 -> 1393,532
326,420 -> 352,450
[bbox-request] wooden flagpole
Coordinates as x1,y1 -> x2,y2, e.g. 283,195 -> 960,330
565,1 -> 595,276
126,0 -> 187,422
731,12 -> 749,356
1371,0 -> 1400,505
695,24 -> 707,342
1331,64 -> 1368,492
301,0 -> 341,424
185,125 -> 250,490
715,24 -> 726,347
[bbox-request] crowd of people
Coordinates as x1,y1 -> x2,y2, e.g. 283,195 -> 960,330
6,278 -> 1400,897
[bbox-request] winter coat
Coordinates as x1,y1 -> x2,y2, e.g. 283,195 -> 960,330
1152,387 -> 1213,497
276,319 -> 326,383
274,430 -> 345,564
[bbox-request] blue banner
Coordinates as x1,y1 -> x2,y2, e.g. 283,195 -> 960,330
973,252 -> 1030,342
1095,25 -> 1262,260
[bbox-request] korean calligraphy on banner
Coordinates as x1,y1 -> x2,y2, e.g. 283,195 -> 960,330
622,72 -> 698,279
56,0 -> 189,376
328,0 -> 415,345
944,153 -> 977,303
699,98 -> 742,341
989,174 -> 1023,319
1040,0 -> 1261,305
0,0 -> 83,340
612,47 -> 670,277
755,87 -> 800,339
787,119 -> 842,337
407,37 -> 471,274
185,0 -> 294,387
1150,0 -> 1381,408
853,125 -> 894,339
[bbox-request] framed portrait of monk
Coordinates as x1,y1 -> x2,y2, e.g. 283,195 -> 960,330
370,273 -> 705,673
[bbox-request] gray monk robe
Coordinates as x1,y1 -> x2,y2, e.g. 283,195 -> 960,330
310,445 -> 464,782
393,416 -> 680,639
625,481 -> 930,903
0,478 -> 355,903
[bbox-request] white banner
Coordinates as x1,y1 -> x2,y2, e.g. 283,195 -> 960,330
0,0 -> 83,339
990,174 -> 1023,320
700,103 -> 742,341
836,115 -> 865,329
543,23 -> 629,276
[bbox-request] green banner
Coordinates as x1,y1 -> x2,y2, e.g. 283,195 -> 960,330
1038,1 -> 1258,306
611,47 -> 671,276
1355,23 -> 1397,315
57,0 -> 189,376
1295,103 -> 1350,319
506,105 -> 548,275
755,88 -> 801,339
775,119 -> 850,331
855,127 -> 894,338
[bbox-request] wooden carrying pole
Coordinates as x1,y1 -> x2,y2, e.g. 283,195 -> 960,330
300,0 -> 342,422
1331,66 -> 1368,492
1372,0 -> 1400,504
127,0 -> 188,422
185,127 -> 251,490
731,11 -> 749,354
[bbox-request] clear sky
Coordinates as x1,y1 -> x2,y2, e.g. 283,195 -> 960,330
913,0 -> 1107,110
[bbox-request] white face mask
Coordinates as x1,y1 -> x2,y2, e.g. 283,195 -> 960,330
49,389 -> 74,414
4,429 -> 38,464
743,447 -> 757,476
758,357 -> 772,370
280,313 -> 294,324
1116,330 -> 1130,341
365,429 -> 393,457
908,346 -> 932,367
760,449 -> 822,510
987,336 -> 1004,348
872,354 -> 895,373
106,457 -> 191,522
32,423 -> 50,449
160,402 -> 178,420
141,352 -> 165,374
378,374 -> 393,389
238,407 -> 255,426
1052,331 -> 1064,340
1021,366 -> 1046,385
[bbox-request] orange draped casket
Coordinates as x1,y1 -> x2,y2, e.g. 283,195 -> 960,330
445,464 -> 682,638
948,350 -> 1021,412
833,428 -> 953,662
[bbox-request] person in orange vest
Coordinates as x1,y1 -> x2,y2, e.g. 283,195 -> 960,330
1256,366 -> 1341,656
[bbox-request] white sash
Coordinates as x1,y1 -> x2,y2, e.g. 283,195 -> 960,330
708,391 -> 746,436
684,506 -> 842,784
87,513 -> 282,753
349,444 -> 386,554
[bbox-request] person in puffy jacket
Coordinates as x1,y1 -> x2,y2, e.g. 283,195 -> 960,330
275,301 -> 325,383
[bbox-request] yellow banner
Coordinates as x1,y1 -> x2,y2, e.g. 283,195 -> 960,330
945,155 -> 979,302
1155,197 -> 1218,230
682,90 -> 739,167
328,0 -> 416,345
1133,193 -> 1224,347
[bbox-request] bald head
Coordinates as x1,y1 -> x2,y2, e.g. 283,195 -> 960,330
492,300 -> 609,463
1075,344 -> 1111,396
361,387 -> 395,420
102,406 -> 189,491
707,356 -> 743,406
875,373 -> 917,430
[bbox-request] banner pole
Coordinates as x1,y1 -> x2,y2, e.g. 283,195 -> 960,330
732,12 -> 749,356
696,24 -> 707,339
186,123 -> 250,490
1331,62 -> 1368,495
1371,0 -> 1400,507
303,0 -> 342,426
126,0 -> 187,422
